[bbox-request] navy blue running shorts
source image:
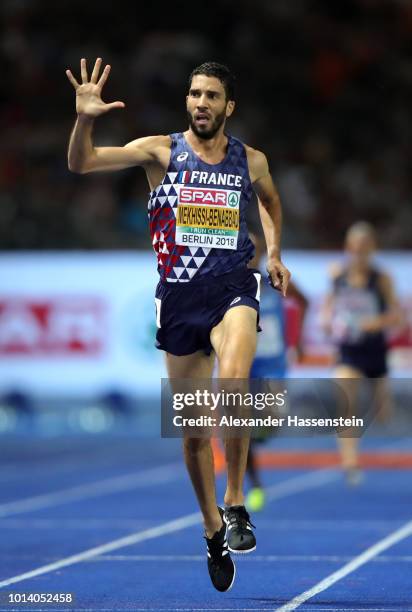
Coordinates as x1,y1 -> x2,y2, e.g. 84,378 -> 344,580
154,267 -> 261,356
338,345 -> 388,378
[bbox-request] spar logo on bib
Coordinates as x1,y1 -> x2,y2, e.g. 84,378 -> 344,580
179,187 -> 240,208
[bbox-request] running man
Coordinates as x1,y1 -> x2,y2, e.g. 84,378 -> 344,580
322,222 -> 401,484
66,58 -> 290,591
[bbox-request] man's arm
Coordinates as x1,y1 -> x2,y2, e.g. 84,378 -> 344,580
360,272 -> 404,333
246,147 -> 291,295
319,263 -> 343,336
68,119 -> 169,174
66,58 -> 168,173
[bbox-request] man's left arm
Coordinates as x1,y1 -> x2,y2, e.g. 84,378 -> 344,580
247,147 -> 291,296
361,273 -> 404,333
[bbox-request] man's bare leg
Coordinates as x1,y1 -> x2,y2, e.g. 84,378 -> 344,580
210,305 -> 257,507
165,351 -> 221,538
334,364 -> 362,471
372,377 -> 393,423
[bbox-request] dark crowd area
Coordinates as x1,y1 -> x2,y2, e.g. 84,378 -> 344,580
1,0 -> 412,250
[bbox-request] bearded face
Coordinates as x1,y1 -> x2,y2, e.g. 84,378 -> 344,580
187,107 -> 227,140
186,75 -> 234,140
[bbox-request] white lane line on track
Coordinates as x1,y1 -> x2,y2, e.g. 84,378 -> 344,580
0,468 -> 338,588
0,608 -> 408,612
3,553 -> 412,564
0,462 -> 184,518
275,518 -> 412,612
0,447 -> 143,484
0,517 -> 404,531
265,468 -> 339,500
0,437 -> 403,518
248,518 -> 405,531
87,553 -> 412,563
0,512 -> 201,589
0,518 -> 157,529
0,456 -> 141,484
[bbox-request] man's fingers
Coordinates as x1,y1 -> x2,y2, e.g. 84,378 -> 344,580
104,101 -> 126,111
268,265 -> 291,296
80,58 -> 88,84
65,69 -> 79,89
280,269 -> 291,297
271,269 -> 281,286
97,65 -> 111,88
280,276 -> 289,297
268,270 -> 281,291
90,57 -> 102,84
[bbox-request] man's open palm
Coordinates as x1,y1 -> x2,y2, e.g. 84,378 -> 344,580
66,58 -> 125,118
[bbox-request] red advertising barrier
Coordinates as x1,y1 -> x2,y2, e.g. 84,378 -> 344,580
0,297 -> 106,355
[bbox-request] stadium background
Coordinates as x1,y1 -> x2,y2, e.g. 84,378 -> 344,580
0,2 -> 412,609
0,0 -> 411,423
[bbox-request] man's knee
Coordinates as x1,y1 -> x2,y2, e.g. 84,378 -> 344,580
219,358 -> 251,378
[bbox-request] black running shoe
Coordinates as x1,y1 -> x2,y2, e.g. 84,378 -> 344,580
224,505 -> 256,553
205,508 -> 236,592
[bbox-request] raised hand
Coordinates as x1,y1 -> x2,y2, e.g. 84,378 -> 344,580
66,58 -> 125,118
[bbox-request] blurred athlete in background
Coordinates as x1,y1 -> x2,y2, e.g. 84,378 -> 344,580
66,58 -> 290,592
246,232 -> 308,510
322,222 -> 402,484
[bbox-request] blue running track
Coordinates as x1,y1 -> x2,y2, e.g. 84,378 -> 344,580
0,434 -> 411,611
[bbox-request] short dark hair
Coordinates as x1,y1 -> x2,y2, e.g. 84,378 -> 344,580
189,62 -> 236,101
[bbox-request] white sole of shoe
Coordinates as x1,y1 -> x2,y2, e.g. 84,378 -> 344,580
228,544 -> 256,555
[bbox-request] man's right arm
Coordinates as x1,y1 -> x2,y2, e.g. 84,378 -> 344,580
68,117 -> 168,174
66,57 -> 169,174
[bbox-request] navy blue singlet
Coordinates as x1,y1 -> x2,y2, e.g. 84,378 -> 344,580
148,132 -> 254,282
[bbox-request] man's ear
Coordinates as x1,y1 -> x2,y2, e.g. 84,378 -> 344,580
226,100 -> 235,117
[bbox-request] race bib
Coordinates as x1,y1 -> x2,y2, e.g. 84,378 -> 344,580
175,186 -> 240,250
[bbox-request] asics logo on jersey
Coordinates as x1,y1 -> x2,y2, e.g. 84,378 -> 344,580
230,297 -> 241,306
177,152 -> 189,161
